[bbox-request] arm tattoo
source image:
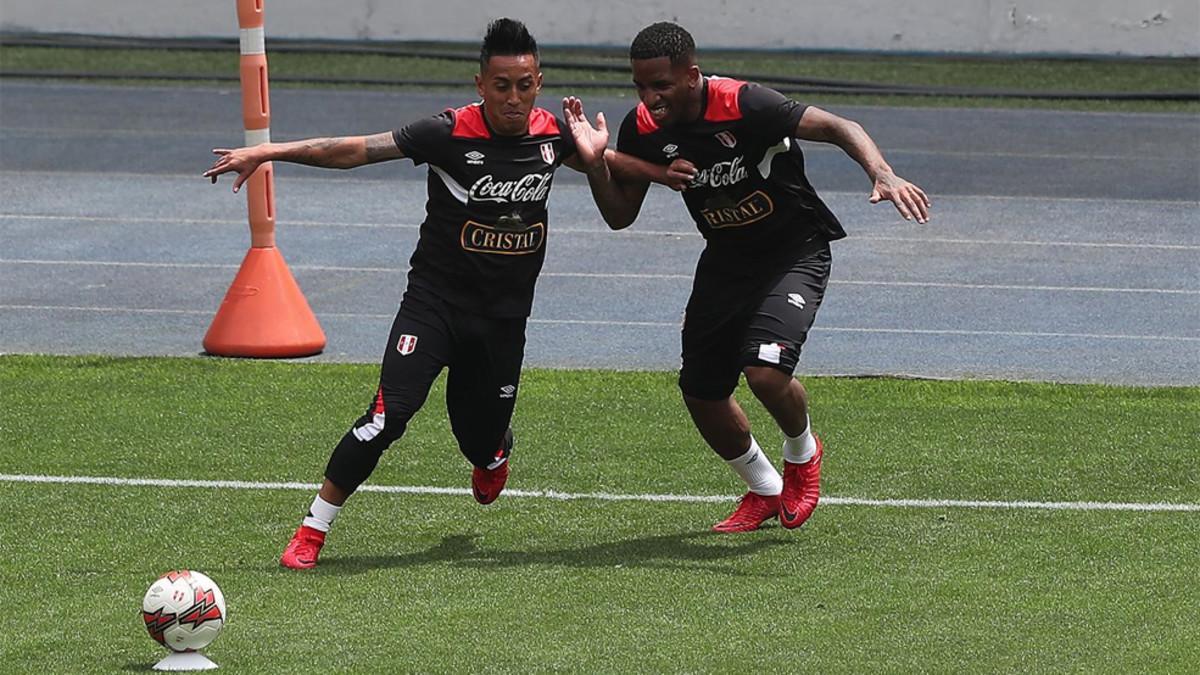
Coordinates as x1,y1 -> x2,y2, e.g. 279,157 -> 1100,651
298,138 -> 346,166
364,133 -> 400,163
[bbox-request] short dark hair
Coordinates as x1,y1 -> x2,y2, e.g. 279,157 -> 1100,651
630,22 -> 695,64
480,18 -> 538,69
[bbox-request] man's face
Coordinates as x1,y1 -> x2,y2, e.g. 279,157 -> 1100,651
476,54 -> 542,136
631,56 -> 700,127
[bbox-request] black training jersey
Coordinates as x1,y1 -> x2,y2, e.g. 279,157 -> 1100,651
617,78 -> 845,265
393,103 -> 577,318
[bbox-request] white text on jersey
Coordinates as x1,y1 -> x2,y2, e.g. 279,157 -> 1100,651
469,173 -> 553,203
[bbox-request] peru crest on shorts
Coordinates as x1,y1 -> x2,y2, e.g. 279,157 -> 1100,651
396,334 -> 418,355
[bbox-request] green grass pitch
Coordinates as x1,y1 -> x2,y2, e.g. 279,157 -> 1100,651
1,355 -> 1197,672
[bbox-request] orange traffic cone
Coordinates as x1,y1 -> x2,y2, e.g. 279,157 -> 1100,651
204,2 -> 326,358
202,245 -> 325,358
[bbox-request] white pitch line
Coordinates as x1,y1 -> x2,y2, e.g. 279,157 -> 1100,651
1,259 -> 1196,295
1,473 -> 1196,512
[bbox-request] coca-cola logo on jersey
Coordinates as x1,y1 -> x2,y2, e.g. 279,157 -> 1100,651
688,156 -> 748,189
469,173 -> 553,203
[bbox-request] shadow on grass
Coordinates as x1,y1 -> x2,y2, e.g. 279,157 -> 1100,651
317,528 -> 795,576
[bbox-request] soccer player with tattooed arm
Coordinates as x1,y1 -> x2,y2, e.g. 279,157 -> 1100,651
204,18 -> 678,569
565,22 -> 931,533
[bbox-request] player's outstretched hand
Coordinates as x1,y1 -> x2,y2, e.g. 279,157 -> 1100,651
870,171 -> 931,223
203,147 -> 265,193
562,96 -> 609,170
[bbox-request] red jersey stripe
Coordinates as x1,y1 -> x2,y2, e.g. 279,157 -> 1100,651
527,108 -> 562,136
451,105 -> 561,139
450,104 -> 489,139
636,102 -> 660,135
704,77 -> 745,122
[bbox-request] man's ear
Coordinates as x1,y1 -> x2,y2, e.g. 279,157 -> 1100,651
475,72 -> 485,99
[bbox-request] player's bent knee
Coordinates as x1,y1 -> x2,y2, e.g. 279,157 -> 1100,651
743,365 -> 793,399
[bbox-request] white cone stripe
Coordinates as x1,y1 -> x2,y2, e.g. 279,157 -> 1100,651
1,473 -> 1196,512
244,127 -> 270,147
239,27 -> 266,55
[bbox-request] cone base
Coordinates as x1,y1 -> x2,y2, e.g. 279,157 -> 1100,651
203,247 -> 325,358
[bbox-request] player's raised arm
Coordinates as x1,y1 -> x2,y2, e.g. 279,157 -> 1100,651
795,107 -> 931,224
204,131 -> 405,193
562,96 -> 698,230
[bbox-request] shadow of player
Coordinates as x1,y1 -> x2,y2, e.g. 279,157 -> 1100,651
318,528 -> 793,577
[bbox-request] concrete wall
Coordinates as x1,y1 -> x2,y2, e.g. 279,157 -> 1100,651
2,0 -> 1197,56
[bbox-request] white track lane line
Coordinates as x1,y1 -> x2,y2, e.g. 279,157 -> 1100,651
2,473 -> 1196,512
4,213 -> 1200,251
1,259 -> 1196,296
1,305 -> 1197,342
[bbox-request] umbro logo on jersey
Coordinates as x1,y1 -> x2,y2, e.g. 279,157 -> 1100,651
662,143 -> 679,158
788,293 -> 806,309
499,384 -> 516,399
714,131 -> 737,148
465,150 -> 485,165
396,334 -> 418,355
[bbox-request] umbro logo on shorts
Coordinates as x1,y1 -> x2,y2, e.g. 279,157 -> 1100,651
499,384 -> 516,399
788,293 -> 806,309
396,334 -> 418,355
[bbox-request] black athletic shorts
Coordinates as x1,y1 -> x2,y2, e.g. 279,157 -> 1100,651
679,243 -> 831,400
375,288 -> 526,468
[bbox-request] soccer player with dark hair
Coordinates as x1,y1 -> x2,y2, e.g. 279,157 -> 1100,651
206,18 -> 670,569
568,21 -> 931,533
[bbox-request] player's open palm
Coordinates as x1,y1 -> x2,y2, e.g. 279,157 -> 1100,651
870,171 -> 931,224
562,96 -> 609,170
204,147 -> 265,193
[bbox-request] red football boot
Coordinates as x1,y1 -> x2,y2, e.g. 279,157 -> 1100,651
473,428 -> 513,505
472,462 -> 509,505
280,525 -> 326,570
712,492 -> 781,533
780,434 -> 823,529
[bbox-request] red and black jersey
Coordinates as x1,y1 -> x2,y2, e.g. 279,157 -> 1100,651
617,78 -> 845,267
393,103 -> 577,318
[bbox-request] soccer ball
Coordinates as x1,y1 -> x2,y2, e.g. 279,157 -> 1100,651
141,570 -> 227,652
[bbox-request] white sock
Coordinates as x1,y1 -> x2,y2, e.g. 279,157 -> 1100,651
783,415 -> 818,464
725,436 -> 782,496
302,495 -> 342,533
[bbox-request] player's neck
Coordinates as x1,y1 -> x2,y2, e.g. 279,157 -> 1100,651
680,75 -> 706,124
